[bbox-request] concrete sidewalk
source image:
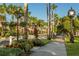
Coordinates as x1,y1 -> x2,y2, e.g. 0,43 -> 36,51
30,42 -> 67,56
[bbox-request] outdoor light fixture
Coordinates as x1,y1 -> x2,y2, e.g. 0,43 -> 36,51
68,7 -> 76,43
68,7 -> 76,18
16,7 -> 23,41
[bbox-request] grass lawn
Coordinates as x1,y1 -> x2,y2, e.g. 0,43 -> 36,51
65,36 -> 79,56
0,48 -> 23,56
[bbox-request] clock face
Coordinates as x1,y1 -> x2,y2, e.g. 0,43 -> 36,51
69,11 -> 75,16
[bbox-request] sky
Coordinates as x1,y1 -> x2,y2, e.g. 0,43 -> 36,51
1,3 -> 79,22
28,3 -> 79,21
28,3 -> 47,21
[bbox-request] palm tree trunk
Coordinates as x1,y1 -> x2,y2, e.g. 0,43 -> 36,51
52,10 -> 55,38
24,3 -> 28,39
52,10 -> 54,34
47,3 -> 51,40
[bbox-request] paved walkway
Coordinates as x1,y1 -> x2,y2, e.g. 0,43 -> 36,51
30,42 -> 67,56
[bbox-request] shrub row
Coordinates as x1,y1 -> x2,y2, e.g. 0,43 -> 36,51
0,48 -> 22,56
3,39 -> 51,56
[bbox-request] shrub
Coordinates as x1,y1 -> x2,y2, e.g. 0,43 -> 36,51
10,32 -> 17,36
0,48 -> 22,56
5,32 -> 10,37
18,40 -> 32,53
32,39 -> 51,46
32,39 -> 43,46
12,40 -> 33,53
40,39 -> 51,45
27,39 -> 34,48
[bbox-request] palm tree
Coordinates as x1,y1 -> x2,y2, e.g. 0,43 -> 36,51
0,3 -> 7,36
54,14 -> 61,33
7,4 -> 17,21
51,4 -> 57,38
24,3 -> 28,39
47,3 -> 51,40
7,4 -> 16,34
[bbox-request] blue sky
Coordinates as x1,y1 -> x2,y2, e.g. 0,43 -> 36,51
1,3 -> 79,21
28,3 -> 47,21
28,3 -> 79,21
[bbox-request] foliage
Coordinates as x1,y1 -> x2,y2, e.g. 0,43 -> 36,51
66,43 -> 79,56
10,31 -> 17,36
0,48 -> 22,56
57,23 -> 64,34
32,39 -> 51,46
12,40 -> 33,53
20,22 -> 26,27
27,39 -> 34,48
9,21 -> 16,27
74,18 -> 79,30
4,31 -> 11,37
32,39 -> 43,46
65,36 -> 79,43
65,36 -> 79,56
40,39 -> 51,45
2,22 -> 9,26
51,4 -> 57,10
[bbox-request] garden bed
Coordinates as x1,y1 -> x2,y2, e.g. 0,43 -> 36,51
0,48 -> 22,56
65,36 -> 79,56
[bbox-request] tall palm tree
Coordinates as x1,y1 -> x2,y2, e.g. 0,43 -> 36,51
7,4 -> 16,34
24,3 -> 28,39
0,3 -> 7,36
7,4 -> 24,40
7,4 -> 17,22
51,4 -> 57,37
47,3 -> 51,40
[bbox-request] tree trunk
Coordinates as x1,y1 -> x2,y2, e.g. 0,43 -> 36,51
47,3 -> 51,40
24,3 -> 28,39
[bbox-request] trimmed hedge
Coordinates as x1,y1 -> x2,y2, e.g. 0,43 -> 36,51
32,39 -> 51,46
0,48 -> 22,56
12,40 -> 33,53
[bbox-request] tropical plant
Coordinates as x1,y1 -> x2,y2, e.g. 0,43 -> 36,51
51,4 -> 58,33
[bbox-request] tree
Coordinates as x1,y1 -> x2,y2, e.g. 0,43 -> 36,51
62,16 -> 71,32
7,4 -> 17,21
0,3 -> 7,36
51,4 -> 58,37
24,3 -> 28,39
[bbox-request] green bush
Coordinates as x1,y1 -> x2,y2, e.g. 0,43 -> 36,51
20,22 -> 26,27
12,40 -> 33,53
18,40 -> 32,53
40,39 -> 51,45
32,39 -> 51,46
65,36 -> 79,43
0,48 -> 22,56
10,32 -> 17,36
5,32 -> 10,37
32,39 -> 43,46
27,39 -> 34,48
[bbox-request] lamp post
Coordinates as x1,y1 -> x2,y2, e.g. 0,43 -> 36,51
68,7 -> 76,43
16,7 -> 22,41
